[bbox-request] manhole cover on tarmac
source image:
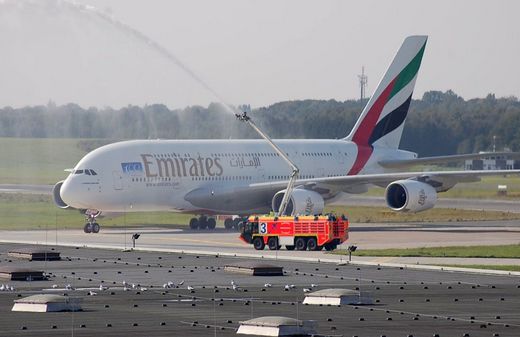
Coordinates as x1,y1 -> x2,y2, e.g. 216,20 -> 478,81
0,267 -> 46,281
224,262 -> 283,276
8,248 -> 61,261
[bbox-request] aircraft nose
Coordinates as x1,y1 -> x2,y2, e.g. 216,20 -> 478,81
59,178 -> 78,208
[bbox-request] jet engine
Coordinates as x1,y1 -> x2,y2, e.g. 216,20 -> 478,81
272,189 -> 325,216
53,181 -> 70,209
385,180 -> 437,213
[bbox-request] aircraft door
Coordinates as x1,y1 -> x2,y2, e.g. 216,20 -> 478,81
112,171 -> 123,190
337,147 -> 345,165
257,168 -> 266,182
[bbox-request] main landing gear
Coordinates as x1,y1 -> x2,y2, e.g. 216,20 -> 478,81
83,209 -> 101,234
189,215 -> 216,230
224,217 -> 244,231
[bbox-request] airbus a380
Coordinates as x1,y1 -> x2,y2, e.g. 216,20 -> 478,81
53,35 -> 519,233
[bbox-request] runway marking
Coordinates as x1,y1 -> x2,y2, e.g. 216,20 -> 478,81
50,230 -> 247,248
373,256 -> 396,263
147,235 -> 246,248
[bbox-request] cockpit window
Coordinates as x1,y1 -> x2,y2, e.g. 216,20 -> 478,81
72,169 -> 97,175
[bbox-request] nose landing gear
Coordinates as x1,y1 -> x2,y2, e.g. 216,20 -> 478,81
84,209 -> 101,234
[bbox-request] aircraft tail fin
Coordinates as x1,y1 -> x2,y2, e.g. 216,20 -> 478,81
345,35 -> 427,149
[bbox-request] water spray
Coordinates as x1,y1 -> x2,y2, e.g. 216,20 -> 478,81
61,0 -> 237,115
235,111 -> 299,216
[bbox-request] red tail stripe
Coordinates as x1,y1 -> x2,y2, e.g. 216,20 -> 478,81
347,145 -> 373,175
347,78 -> 396,175
352,78 -> 397,146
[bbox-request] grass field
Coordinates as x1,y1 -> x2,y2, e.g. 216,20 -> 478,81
325,205 -> 520,223
0,193 -> 193,230
0,138 -> 86,184
1,192 -> 520,231
331,244 -> 520,258
434,265 -> 520,272
0,138 -> 116,184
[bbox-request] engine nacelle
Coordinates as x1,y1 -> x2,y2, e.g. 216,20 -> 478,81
385,180 -> 437,213
53,181 -> 70,209
272,189 -> 325,216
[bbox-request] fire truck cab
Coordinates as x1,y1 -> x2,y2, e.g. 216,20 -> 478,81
240,214 -> 349,251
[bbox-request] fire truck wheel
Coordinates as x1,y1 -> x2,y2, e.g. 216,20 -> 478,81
286,245 -> 295,251
307,237 -> 318,251
253,237 -> 265,250
189,218 -> 199,230
316,245 -> 324,251
295,237 -> 307,251
268,237 -> 280,250
207,218 -> 216,230
224,218 -> 233,230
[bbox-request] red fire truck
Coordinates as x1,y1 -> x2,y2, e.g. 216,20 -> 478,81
239,214 -> 349,251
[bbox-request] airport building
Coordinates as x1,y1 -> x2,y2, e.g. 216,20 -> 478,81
464,150 -> 520,170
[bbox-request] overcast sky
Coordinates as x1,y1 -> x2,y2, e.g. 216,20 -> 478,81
1,0 -> 519,108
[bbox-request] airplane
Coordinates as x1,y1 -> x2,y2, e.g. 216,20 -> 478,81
53,35 -> 520,233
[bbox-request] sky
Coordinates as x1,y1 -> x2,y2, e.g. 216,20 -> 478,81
1,0 -> 519,109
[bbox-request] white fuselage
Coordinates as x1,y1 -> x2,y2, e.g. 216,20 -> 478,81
59,139 -> 412,214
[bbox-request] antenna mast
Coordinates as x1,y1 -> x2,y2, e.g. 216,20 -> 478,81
358,66 -> 368,102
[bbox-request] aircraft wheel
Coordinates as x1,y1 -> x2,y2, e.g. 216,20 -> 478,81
189,218 -> 199,230
224,218 -> 233,230
307,237 -> 318,251
286,245 -> 295,251
232,218 -> 241,231
207,218 -> 216,230
237,221 -> 245,232
198,216 -> 208,230
92,223 -> 100,233
83,223 -> 92,233
253,237 -> 265,250
295,237 -> 307,251
268,237 -> 280,250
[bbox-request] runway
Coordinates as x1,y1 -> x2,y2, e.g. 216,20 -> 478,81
1,219 -> 520,271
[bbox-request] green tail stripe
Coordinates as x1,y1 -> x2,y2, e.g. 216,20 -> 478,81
389,41 -> 427,100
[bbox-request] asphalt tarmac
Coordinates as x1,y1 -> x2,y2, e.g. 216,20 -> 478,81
0,243 -> 519,337
1,220 -> 520,269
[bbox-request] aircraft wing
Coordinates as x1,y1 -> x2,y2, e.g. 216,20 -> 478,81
185,169 -> 520,213
379,152 -> 520,169
249,169 -> 520,194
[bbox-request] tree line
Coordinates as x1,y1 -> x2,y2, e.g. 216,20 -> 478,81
1,90 -> 519,157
